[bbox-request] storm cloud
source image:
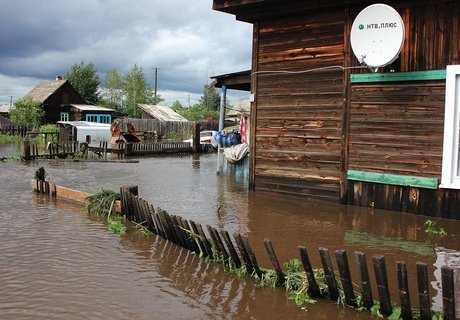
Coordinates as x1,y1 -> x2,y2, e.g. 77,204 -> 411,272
0,0 -> 252,105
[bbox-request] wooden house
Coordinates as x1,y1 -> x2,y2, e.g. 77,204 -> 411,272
25,76 -> 87,124
213,0 -> 460,219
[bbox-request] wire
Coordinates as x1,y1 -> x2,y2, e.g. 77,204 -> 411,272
251,65 -> 367,76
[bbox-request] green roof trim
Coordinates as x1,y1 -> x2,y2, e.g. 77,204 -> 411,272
350,70 -> 446,83
347,170 -> 439,189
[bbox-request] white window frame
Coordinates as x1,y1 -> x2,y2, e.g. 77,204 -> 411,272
441,65 -> 460,189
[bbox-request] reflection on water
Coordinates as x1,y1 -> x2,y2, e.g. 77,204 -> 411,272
0,143 -> 459,319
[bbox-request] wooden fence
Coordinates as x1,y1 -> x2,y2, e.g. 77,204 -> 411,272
0,125 -> 29,137
117,119 -> 218,140
22,141 -> 78,160
118,186 -> 457,320
31,180 -> 457,319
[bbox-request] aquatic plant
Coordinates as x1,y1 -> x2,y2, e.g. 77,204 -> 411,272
108,217 -> 127,234
424,220 -> 447,237
84,189 -> 120,217
133,221 -> 153,236
1,155 -> 21,162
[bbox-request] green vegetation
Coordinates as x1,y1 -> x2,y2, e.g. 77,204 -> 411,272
424,220 -> 447,237
84,189 -> 120,217
9,96 -> 44,128
108,216 -> 127,234
64,61 -> 101,104
0,133 -> 22,144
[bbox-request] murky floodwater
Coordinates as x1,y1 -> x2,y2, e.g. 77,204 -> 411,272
0,143 -> 459,319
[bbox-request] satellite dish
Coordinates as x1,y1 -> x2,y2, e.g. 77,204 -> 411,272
350,3 -> 405,69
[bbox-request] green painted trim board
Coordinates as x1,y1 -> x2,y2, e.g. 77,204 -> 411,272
347,170 -> 439,189
350,70 -> 446,83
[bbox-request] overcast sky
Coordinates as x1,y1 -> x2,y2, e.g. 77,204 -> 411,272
0,0 -> 253,107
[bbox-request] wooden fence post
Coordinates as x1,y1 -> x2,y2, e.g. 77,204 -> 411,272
372,255 -> 392,316
416,262 -> 431,320
396,261 -> 412,320
263,238 -> 284,287
298,246 -> 321,298
319,247 -> 339,301
441,265 -> 456,320
354,251 -> 373,309
335,250 -> 357,307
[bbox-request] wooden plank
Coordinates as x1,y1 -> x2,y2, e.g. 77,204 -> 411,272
263,238 -> 284,287
354,252 -> 373,309
298,246 -> 321,298
396,261 -> 413,320
416,262 -> 431,320
350,70 -> 446,83
335,250 -> 356,307
441,265 -> 455,320
372,255 -> 392,316
347,170 -> 439,189
319,247 -> 339,301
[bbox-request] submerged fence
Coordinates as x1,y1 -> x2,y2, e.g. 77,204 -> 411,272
32,180 -> 458,320
0,125 -> 29,137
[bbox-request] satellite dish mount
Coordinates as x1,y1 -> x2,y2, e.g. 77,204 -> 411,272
350,4 -> 405,72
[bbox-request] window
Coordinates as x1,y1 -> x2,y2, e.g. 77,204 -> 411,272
60,112 -> 69,121
85,114 -> 112,123
441,65 -> 460,189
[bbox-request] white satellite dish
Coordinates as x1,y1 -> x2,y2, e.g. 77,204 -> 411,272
350,3 -> 405,69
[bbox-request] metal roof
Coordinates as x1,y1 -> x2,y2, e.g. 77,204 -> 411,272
138,104 -> 188,122
70,104 -> 116,112
56,121 -> 111,128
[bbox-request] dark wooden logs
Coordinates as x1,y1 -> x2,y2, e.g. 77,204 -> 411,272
319,247 -> 339,301
263,238 -> 284,287
372,255 -> 392,316
298,246 -> 321,298
335,250 -> 356,307
233,233 -> 254,273
354,251 -> 373,309
396,261 -> 412,320
441,265 -> 455,320
220,230 -> 241,268
241,235 -> 262,279
416,262 -> 431,320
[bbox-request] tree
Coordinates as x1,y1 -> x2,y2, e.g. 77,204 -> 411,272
176,103 -> 219,121
171,100 -> 184,113
123,64 -> 163,118
199,84 -> 221,111
101,68 -> 124,111
9,96 -> 44,128
64,61 -> 100,104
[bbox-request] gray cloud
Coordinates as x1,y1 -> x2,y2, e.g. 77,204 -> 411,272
0,0 -> 252,105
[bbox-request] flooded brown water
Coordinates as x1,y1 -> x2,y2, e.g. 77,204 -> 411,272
0,143 -> 459,319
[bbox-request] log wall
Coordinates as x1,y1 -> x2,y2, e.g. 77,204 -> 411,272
253,9 -> 345,201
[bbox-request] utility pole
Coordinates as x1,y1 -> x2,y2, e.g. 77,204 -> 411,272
152,67 -> 158,101
9,96 -> 13,107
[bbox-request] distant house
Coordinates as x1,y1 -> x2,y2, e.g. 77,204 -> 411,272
0,104 -> 11,118
65,104 -> 115,123
25,76 -> 87,124
138,104 -> 188,122
0,115 -> 14,128
226,99 -> 250,123
24,77 -> 116,124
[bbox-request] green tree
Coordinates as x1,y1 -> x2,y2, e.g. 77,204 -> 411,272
101,68 -> 124,111
199,84 -> 221,111
177,103 -> 219,121
171,100 -> 184,113
122,64 -> 154,118
9,96 -> 44,128
64,61 -> 100,103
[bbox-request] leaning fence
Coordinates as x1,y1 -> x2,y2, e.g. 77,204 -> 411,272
32,180 -> 458,320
